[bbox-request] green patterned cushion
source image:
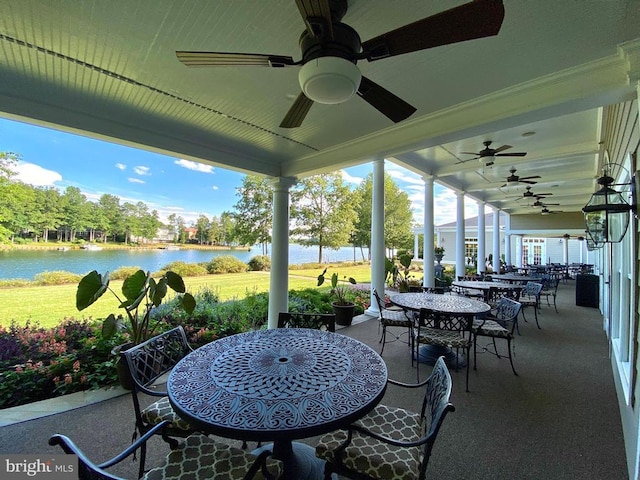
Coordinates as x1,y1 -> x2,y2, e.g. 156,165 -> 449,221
316,404 -> 421,480
416,328 -> 470,348
143,434 -> 282,480
141,397 -> 191,431
473,319 -> 511,339
382,309 -> 411,327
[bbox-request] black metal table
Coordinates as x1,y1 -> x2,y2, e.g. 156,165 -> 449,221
168,328 -> 388,480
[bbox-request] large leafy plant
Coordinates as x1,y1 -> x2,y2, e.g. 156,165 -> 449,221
76,269 -> 196,345
317,268 -> 356,306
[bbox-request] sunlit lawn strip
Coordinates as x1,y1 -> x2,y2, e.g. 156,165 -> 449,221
0,267 -> 365,328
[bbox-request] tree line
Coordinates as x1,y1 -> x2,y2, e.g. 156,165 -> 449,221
1,152 -> 415,262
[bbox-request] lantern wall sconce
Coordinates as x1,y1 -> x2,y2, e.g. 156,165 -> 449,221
582,161 -> 637,244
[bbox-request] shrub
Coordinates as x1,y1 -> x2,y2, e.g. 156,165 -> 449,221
160,261 -> 208,277
206,255 -> 247,274
34,271 -> 83,285
247,255 -> 271,271
109,266 -> 142,280
0,278 -> 33,288
287,288 -> 333,314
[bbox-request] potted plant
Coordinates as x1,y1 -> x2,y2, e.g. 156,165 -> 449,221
76,269 -> 196,387
387,254 -> 414,293
317,268 -> 356,326
434,246 -> 445,263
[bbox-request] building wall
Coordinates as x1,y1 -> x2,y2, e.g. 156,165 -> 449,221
599,98 -> 639,479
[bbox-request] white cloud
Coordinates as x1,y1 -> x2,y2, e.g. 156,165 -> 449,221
133,166 -> 150,176
128,177 -> 145,184
386,167 -> 423,185
115,163 -> 126,170
175,159 -> 214,173
212,185 -> 219,190
341,169 -> 364,185
14,162 -> 62,186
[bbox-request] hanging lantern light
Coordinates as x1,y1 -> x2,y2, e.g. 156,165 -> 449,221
582,165 -> 635,243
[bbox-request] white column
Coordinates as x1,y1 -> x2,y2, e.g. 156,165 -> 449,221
504,213 -> 512,267
413,232 -> 419,261
492,209 -> 501,273
423,176 -> 435,287
268,177 -> 296,329
477,202 -> 485,275
367,158 -> 386,316
515,235 -> 523,268
455,191 -> 466,279
563,236 -> 570,265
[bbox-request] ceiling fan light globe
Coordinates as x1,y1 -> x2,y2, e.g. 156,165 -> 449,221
298,57 -> 361,104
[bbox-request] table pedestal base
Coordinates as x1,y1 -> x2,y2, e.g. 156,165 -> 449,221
415,345 -> 467,368
253,442 -> 336,480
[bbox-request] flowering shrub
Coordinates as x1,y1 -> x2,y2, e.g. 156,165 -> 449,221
0,320 -> 126,408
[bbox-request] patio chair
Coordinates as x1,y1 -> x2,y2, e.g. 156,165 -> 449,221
372,288 -> 413,355
277,311 -> 336,332
472,298 -> 522,375
413,308 -> 474,391
485,285 -> 522,309
315,356 -> 455,480
120,326 -> 197,477
520,281 -> 543,329
540,275 -> 560,312
49,420 -> 283,480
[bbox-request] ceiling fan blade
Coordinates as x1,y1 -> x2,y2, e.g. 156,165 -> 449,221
357,76 -> 417,123
176,51 -> 295,68
361,0 -> 505,61
493,144 -> 512,153
520,180 -> 538,185
280,93 -> 314,128
295,0 -> 334,39
519,175 -> 541,181
460,151 -> 481,155
496,152 -> 527,157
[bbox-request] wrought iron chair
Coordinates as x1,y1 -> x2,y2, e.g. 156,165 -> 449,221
372,288 -> 413,354
120,326 -> 196,477
485,285 -> 522,309
539,275 -> 560,312
277,311 -> 336,332
520,281 -> 543,329
315,356 -> 454,480
413,308 -> 474,391
472,298 -> 523,375
49,421 -> 283,480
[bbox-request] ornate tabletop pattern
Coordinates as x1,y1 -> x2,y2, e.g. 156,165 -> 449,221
168,328 -> 388,442
390,292 -> 491,314
452,281 -> 518,290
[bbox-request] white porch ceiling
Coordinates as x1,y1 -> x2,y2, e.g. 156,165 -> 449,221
0,0 -> 639,224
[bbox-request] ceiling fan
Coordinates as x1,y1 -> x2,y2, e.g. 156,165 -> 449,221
459,140 -> 527,166
175,0 -> 505,128
513,186 -> 553,200
541,207 -> 563,215
500,167 -> 540,188
530,197 -> 559,209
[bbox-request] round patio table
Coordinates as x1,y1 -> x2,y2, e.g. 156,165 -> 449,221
389,292 -> 491,315
168,328 -> 388,480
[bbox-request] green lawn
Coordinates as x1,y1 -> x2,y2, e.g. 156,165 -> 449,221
0,263 -> 374,328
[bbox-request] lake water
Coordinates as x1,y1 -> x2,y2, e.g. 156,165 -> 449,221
0,244 -> 370,280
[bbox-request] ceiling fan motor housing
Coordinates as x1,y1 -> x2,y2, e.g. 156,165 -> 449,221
298,23 -> 362,104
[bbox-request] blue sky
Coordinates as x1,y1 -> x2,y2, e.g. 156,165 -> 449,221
0,117 -> 476,226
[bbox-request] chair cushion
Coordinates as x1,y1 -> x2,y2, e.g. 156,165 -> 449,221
381,309 -> 411,326
416,328 -> 470,348
316,404 -> 421,480
141,397 -> 192,431
473,319 -> 511,339
143,434 -> 282,480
